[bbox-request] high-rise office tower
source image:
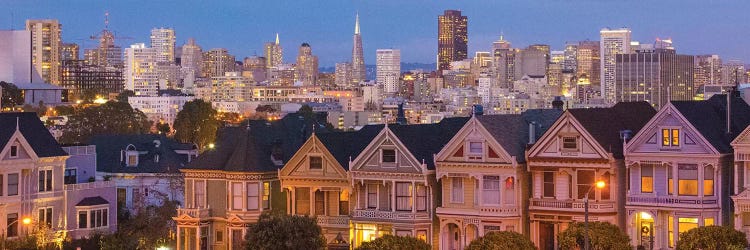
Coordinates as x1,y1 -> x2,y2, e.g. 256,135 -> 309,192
351,13 -> 366,85
181,38 -> 203,77
150,28 -> 176,63
437,10 -> 468,71
61,43 -> 79,61
576,41 -> 600,87
615,47 -> 694,109
563,43 -> 578,72
124,43 -> 159,96
376,49 -> 401,94
26,19 -> 62,84
492,35 -> 518,89
264,34 -> 283,69
201,48 -> 236,78
515,44 -> 550,79
694,55 -> 722,87
600,28 -> 632,103
335,63 -> 352,88
295,43 -> 319,85
722,60 -> 747,86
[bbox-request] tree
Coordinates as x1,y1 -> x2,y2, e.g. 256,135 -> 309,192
116,90 -> 135,103
558,222 -> 631,250
245,211 -> 326,250
675,226 -> 747,250
173,99 -> 219,149
59,101 -> 152,144
465,231 -> 535,250
355,235 -> 431,250
0,81 -> 23,109
156,122 -> 171,135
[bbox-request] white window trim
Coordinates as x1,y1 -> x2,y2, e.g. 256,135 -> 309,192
230,181 -> 244,211
451,177 -> 464,203
381,148 -> 397,165
560,136 -> 579,151
246,181 -> 260,211
194,180 -> 206,208
38,167 -> 54,193
660,126 -> 682,149
308,155 -> 324,171
38,206 -> 53,227
467,141 -> 484,161
76,205 -> 109,230
9,143 -> 19,159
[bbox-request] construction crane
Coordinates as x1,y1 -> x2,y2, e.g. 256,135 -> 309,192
88,11 -> 133,47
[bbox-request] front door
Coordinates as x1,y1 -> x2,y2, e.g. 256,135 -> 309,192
539,222 -> 555,250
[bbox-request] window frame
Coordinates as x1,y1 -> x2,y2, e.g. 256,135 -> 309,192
366,184 -> 378,209
561,136 -> 579,151
9,144 -> 19,158
451,177 -> 464,203
309,156 -> 323,170
661,127 -> 681,148
395,182 -> 413,211
542,172 -> 555,198
482,175 -> 501,205
247,182 -> 260,210
38,207 -> 53,227
64,168 -> 77,185
7,173 -> 19,196
38,169 -> 53,192
381,149 -> 396,164
641,164 -> 654,193
231,182 -> 243,210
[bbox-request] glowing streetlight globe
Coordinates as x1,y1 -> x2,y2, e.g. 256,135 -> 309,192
595,180 -> 606,189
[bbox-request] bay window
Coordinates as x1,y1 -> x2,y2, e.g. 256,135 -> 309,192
416,185 -> 427,211
247,182 -> 259,210
396,182 -> 412,211
504,177 -> 515,204
367,184 -> 378,209
483,176 -> 500,205
577,170 -> 594,199
678,164 -> 698,196
451,178 -> 463,203
542,172 -> 555,198
231,182 -> 243,210
641,165 -> 654,193
704,166 -> 714,196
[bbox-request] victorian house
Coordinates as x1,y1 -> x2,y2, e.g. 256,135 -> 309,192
0,112 -> 117,242
348,117 -> 468,248
625,94 -> 750,249
434,110 -> 560,250
526,102 -> 656,250
278,126 -> 379,249
732,124 -> 750,242
174,114 -> 325,250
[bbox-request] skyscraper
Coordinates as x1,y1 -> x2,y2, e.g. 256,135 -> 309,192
694,55 -> 722,87
492,35 -> 517,88
335,62 -> 352,88
295,43 -> 319,85
376,49 -> 401,94
437,10 -> 468,71
61,43 -> 79,61
202,48 -> 236,78
264,34 -> 283,69
181,38 -> 203,77
351,13 -> 366,85
124,43 -> 159,96
26,19 -> 62,85
615,47 -> 694,109
150,28 -> 176,63
600,28 -> 632,104
515,44 -> 550,79
576,40 -> 600,87
563,43 -> 578,72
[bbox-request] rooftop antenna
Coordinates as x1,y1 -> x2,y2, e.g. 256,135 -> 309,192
104,11 -> 109,30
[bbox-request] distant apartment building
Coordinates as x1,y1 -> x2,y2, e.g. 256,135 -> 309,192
124,43 -> 159,96
26,19 -> 62,85
376,49 -> 401,94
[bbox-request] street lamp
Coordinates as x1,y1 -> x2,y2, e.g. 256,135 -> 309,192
2,217 -> 31,249
584,180 -> 606,250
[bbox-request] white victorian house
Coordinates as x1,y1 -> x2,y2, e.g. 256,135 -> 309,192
626,94 -> 750,249
434,110 -> 560,250
732,125 -> 750,242
526,102 -> 656,250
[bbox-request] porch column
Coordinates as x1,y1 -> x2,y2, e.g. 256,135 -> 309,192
412,181 -> 416,213
310,187 -> 316,215
290,188 -> 296,214
176,227 -> 181,250
391,181 -> 396,212
259,182 -> 264,212
477,176 -> 483,207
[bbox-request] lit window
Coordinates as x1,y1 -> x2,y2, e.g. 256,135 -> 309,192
314,190 -> 325,215
678,164 -> 698,196
662,128 -> 680,147
562,137 -> 578,150
641,164 -> 654,193
668,166 -> 674,195
704,166 -> 714,196
339,190 -> 350,215
600,173 -> 611,200
295,187 -> 310,215
309,156 -> 323,170
382,149 -> 396,163
262,182 -> 271,209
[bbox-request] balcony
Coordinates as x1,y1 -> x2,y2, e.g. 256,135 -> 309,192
352,209 -> 430,221
177,207 -> 211,219
315,215 -> 350,227
436,206 -> 520,217
529,198 -> 616,213
627,195 -> 719,209
64,180 -> 114,191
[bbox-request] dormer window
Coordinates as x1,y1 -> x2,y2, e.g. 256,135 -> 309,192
562,137 -> 578,151
125,144 -> 138,167
382,149 -> 396,163
662,128 -> 680,147
469,142 -> 483,154
309,156 -> 323,170
9,144 -> 18,158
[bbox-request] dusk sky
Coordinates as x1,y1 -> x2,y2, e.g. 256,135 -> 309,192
4,0 -> 750,66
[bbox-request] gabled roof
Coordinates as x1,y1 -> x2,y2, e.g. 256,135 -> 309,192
386,117 -> 470,170
316,125 -> 381,170
90,134 -> 195,174
186,112 -> 329,172
568,102 -> 656,158
0,112 -> 66,157
671,93 -> 750,153
476,109 -> 562,162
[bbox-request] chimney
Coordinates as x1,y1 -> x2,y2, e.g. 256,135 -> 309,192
727,89 -> 732,134
528,122 -> 537,144
396,102 -> 407,125
620,130 -> 633,142
472,104 -> 484,116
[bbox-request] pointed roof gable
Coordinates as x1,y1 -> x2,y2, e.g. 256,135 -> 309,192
671,93 -> 750,153
386,117 -> 469,170
567,102 -> 656,158
316,125 -> 381,170
0,112 -> 66,157
186,112 -> 329,172
476,109 -> 562,162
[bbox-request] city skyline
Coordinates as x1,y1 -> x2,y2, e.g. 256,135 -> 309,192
4,1 -> 750,66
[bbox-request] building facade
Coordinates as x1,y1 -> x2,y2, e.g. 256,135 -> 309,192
376,49 -> 401,94
437,10 -> 468,71
124,43 -> 159,96
600,28 -> 631,104
26,19 -> 62,85
615,48 -> 695,109
351,14 -> 366,85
